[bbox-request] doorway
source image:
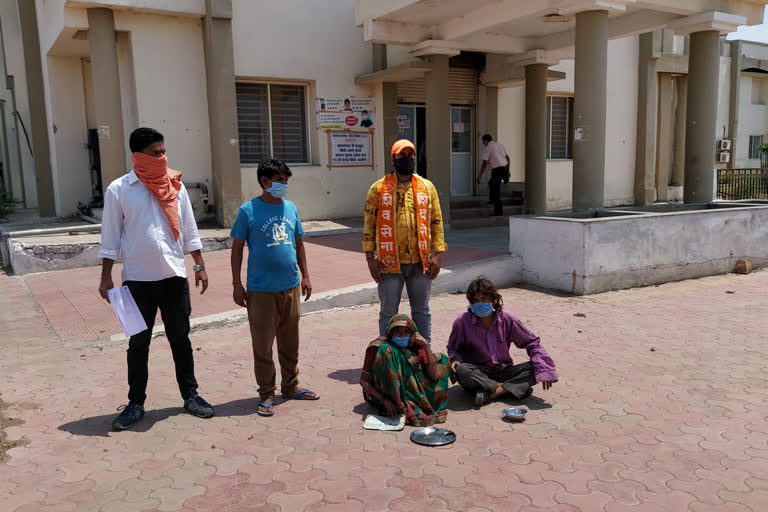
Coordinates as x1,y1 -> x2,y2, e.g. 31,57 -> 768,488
450,106 -> 473,197
397,104 -> 427,178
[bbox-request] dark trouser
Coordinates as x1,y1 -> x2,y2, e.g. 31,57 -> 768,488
378,263 -> 432,342
245,286 -> 301,401
124,277 -> 198,405
455,362 -> 535,399
488,166 -> 507,216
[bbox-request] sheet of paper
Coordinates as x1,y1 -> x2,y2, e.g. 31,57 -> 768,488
107,286 -> 148,337
363,414 -> 405,431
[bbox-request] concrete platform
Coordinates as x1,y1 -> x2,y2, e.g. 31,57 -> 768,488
509,202 -> 768,295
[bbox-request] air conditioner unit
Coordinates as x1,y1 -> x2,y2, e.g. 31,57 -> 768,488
718,152 -> 730,163
718,139 -> 732,151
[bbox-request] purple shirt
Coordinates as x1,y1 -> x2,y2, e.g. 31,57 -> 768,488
447,310 -> 558,383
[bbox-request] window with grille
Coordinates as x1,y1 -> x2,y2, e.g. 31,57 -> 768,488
236,82 -> 309,165
748,135 -> 764,160
546,96 -> 574,160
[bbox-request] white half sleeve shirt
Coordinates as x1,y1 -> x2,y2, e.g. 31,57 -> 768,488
98,170 -> 203,282
481,141 -> 508,169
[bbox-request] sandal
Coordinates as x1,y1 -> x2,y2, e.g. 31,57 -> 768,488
257,400 -> 274,417
282,388 -> 320,401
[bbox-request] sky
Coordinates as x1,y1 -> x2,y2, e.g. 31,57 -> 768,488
727,6 -> 768,44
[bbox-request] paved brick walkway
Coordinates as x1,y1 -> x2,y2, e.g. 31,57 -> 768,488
21,232 -> 503,343
1,269 -> 767,511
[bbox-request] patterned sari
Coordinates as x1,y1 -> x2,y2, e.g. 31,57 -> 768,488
366,339 -> 450,427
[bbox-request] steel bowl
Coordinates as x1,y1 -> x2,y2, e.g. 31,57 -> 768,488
503,407 -> 528,421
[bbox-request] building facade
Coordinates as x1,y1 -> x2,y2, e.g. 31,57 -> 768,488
0,0 -> 766,225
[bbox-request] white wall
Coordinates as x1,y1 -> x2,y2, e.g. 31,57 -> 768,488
113,12 -> 212,187
232,0 -> 377,220
738,74 -> 768,167
603,35 -> 638,207
0,0 -> 38,207
47,56 -> 91,215
499,36 -> 638,211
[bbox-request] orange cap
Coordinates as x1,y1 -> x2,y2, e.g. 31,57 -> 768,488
391,139 -> 416,157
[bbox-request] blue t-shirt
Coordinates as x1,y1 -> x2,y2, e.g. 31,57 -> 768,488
230,198 -> 305,293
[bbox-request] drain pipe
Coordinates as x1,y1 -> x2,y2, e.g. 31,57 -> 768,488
79,213 -> 101,224
185,182 -> 211,212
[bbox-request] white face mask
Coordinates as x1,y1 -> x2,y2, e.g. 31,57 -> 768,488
266,182 -> 288,198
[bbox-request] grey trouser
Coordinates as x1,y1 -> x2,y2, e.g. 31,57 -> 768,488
378,263 -> 432,341
455,362 -> 536,399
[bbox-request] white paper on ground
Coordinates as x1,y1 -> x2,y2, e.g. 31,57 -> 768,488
363,414 -> 405,431
107,286 -> 148,337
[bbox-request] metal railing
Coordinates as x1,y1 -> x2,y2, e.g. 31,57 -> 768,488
717,168 -> 768,200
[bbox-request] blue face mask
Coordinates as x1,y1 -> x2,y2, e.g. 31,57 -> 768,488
471,302 -> 495,318
391,336 -> 410,348
267,182 -> 288,198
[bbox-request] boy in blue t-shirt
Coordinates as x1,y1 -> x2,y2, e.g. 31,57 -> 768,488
230,159 -> 318,417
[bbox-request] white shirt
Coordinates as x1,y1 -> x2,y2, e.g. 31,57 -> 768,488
481,141 -> 508,169
98,170 -> 203,282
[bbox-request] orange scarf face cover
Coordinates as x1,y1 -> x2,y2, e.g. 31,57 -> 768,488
131,152 -> 182,240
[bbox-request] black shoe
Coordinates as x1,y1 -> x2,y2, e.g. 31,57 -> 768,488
184,393 -> 215,418
112,403 -> 145,431
474,391 -> 492,407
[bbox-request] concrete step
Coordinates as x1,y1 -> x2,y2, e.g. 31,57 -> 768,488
451,195 -> 522,209
450,211 -> 520,230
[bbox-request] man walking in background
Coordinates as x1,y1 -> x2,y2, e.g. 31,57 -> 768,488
98,127 -> 215,431
477,134 -> 510,216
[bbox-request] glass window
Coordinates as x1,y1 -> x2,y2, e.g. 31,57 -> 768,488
451,107 -> 472,153
546,96 -> 574,160
749,135 -> 763,160
235,82 -> 309,165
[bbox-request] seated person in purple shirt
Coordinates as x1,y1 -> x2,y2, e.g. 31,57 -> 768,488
447,277 -> 558,407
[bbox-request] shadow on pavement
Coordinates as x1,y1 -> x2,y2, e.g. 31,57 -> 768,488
445,385 -> 553,412
327,368 -> 361,385
446,385 -> 476,412
58,396 -> 295,437
58,407 -> 185,437
352,401 -> 376,418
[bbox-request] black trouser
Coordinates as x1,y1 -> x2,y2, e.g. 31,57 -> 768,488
488,166 -> 507,216
455,362 -> 535,399
124,277 -> 198,405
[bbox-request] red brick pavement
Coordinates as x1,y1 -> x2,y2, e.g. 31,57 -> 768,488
1,270 -> 767,511
21,232 -> 503,343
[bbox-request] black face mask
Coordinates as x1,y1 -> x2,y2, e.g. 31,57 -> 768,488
393,157 -> 416,174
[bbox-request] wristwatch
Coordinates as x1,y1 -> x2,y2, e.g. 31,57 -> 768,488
193,264 -> 205,272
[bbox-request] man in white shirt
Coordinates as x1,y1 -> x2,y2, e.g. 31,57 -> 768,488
477,134 -> 511,216
98,127 -> 215,430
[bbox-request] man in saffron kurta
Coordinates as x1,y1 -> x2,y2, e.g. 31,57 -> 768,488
363,140 -> 447,341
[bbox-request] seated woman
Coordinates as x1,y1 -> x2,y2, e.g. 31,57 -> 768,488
447,277 -> 558,407
360,314 -> 451,426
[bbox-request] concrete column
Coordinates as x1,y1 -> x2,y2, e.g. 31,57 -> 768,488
373,44 -> 387,72
17,0 -> 55,216
382,82 -> 398,175
671,74 -> 687,187
203,0 -> 242,227
424,54 -> 451,222
634,31 -> 660,206
683,30 -> 720,203
87,8 -> 126,188
728,40 -> 742,169
525,63 -> 548,214
572,10 -> 608,210
656,74 -> 675,201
